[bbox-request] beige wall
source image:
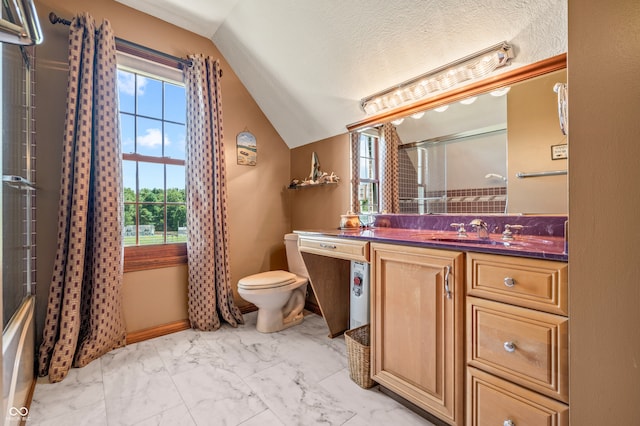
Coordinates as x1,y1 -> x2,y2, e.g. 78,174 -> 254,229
290,133 -> 351,231
507,69 -> 568,214
34,0 -> 291,339
568,0 -> 640,422
122,266 -> 188,332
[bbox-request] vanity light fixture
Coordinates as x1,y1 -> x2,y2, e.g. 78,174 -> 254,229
391,118 -> 405,125
434,105 -> 449,112
360,41 -> 514,115
410,111 -> 425,119
459,96 -> 477,105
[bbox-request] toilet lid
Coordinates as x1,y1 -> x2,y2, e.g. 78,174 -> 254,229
238,270 -> 298,290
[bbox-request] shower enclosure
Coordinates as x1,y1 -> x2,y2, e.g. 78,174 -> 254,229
1,1 -> 42,423
2,40 -> 37,425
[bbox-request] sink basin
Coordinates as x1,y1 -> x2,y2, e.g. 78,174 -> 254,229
428,237 -> 504,246
382,230 -> 562,251
424,235 -> 558,249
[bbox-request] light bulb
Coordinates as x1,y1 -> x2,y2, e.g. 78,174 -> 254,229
434,105 -> 449,112
459,96 -> 477,105
490,87 -> 511,97
391,118 -> 404,125
411,112 -> 425,119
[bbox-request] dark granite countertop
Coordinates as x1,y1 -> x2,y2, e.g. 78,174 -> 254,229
295,214 -> 568,261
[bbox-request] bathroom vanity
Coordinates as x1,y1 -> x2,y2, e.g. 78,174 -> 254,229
295,214 -> 568,426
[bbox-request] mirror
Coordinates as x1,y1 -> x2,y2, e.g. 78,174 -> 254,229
348,55 -> 567,215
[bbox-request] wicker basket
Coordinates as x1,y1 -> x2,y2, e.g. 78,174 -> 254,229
344,324 -> 375,389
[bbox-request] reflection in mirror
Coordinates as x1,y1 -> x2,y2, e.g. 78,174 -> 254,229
350,58 -> 567,216
395,92 -> 508,214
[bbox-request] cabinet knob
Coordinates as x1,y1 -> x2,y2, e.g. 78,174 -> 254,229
504,420 -> 515,426
503,341 -> 516,353
503,277 -> 516,287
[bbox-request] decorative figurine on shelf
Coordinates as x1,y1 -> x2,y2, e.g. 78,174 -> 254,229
310,151 -> 321,183
287,152 -> 340,188
288,179 -> 301,189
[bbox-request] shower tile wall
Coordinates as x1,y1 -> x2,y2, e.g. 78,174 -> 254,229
398,149 -> 419,213
446,187 -> 506,213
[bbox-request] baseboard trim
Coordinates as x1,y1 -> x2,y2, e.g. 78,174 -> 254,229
126,320 -> 191,345
125,304 -> 259,344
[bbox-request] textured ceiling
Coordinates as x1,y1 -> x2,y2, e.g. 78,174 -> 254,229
115,0 -> 567,148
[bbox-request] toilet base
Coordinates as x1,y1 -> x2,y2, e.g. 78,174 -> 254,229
256,309 -> 304,333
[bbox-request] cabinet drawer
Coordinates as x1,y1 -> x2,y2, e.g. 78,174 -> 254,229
467,252 -> 568,315
467,367 -> 569,426
298,235 -> 369,262
467,297 -> 568,402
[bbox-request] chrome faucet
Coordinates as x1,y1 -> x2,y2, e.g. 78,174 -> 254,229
502,224 -> 524,240
450,222 -> 467,237
469,219 -> 489,239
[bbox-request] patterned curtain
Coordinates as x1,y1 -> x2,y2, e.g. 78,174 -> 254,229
350,131 -> 361,213
184,55 -> 243,330
38,14 -> 126,383
380,123 -> 400,213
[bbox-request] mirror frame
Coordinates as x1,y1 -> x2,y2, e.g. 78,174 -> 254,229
347,53 -> 566,132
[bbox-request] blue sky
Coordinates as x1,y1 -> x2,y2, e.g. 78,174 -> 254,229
117,70 -> 186,192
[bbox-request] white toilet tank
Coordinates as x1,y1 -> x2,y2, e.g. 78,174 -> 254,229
284,233 -> 309,278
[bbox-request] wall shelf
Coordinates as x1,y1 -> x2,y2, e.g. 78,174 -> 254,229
288,182 -> 338,190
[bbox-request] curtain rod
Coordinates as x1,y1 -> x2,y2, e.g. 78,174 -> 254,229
48,11 -> 207,73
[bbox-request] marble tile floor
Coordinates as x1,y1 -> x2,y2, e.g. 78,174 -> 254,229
28,312 -> 434,426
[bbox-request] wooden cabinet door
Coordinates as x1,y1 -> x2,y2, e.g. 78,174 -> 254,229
370,243 -> 464,426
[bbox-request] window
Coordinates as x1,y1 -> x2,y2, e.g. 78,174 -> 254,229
358,132 -> 379,213
117,55 -> 188,271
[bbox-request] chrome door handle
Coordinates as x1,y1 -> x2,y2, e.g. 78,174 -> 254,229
444,265 -> 452,299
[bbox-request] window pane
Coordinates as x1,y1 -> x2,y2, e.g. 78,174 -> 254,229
136,75 -> 162,119
117,65 -> 187,248
164,122 -> 185,160
167,204 -> 187,244
360,158 -> 375,180
360,136 -> 375,158
117,69 -> 135,114
370,184 -> 379,212
166,164 -> 185,196
164,83 -> 186,123
138,203 -> 164,245
359,158 -> 367,178
136,117 -> 164,156
123,204 -> 137,247
359,138 -> 368,157
358,182 -> 378,213
120,113 -> 135,154
138,162 -> 165,202
123,160 -> 137,201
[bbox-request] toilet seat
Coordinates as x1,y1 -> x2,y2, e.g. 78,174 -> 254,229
238,270 -> 298,290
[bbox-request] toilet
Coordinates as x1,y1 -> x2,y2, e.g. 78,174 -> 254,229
237,233 -> 309,333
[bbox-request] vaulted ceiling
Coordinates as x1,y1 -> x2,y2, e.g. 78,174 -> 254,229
115,0 -> 567,148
